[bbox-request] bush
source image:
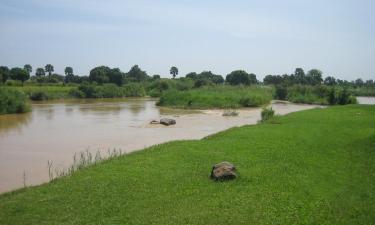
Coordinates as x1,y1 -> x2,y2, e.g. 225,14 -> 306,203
73,83 -> 146,98
30,91 -> 49,101
261,107 -> 275,122
0,88 -> 30,114
275,85 -> 288,100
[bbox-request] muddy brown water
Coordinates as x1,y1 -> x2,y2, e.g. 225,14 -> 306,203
0,98 -> 323,193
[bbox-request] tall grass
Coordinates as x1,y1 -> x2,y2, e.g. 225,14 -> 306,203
157,85 -> 273,109
70,83 -> 146,98
286,85 -> 357,105
0,87 -> 30,114
11,86 -> 75,100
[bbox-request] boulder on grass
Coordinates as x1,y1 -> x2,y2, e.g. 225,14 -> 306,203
210,161 -> 237,181
160,118 -> 176,126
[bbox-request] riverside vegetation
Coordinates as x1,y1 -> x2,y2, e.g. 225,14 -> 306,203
1,65 -> 369,114
0,105 -> 374,224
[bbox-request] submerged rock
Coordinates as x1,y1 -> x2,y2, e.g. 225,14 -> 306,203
222,110 -> 239,117
160,118 -> 176,126
150,120 -> 160,124
211,161 -> 237,181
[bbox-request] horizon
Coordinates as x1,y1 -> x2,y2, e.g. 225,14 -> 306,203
0,0 -> 374,80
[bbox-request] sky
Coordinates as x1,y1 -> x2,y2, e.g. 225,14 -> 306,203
0,0 -> 374,80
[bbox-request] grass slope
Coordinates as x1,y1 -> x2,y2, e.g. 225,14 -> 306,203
0,105 -> 374,224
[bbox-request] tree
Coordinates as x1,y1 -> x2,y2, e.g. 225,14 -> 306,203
263,75 -> 283,85
294,68 -> 306,84
35,68 -> 45,77
185,72 -> 197,79
108,68 -> 124,86
324,76 -> 336,86
125,65 -> 148,82
64,67 -> 73,76
23,64 -> 32,74
0,66 -> 10,83
10,67 -> 30,85
226,70 -> 257,85
170,66 -> 178,79
355,78 -> 364,87
45,64 -> 54,76
89,66 -> 111,84
152,75 -> 161,80
306,69 -> 323,85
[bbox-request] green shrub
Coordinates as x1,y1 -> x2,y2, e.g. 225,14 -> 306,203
30,91 -> 49,101
74,83 -> 146,98
275,85 -> 287,100
261,107 -> 275,122
0,88 -> 30,114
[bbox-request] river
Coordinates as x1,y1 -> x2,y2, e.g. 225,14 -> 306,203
0,98 -> 339,193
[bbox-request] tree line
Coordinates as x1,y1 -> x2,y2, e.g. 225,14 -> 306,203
264,68 -> 374,88
0,64 -> 373,88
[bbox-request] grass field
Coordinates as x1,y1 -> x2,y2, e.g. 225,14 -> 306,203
0,105 -> 374,224
157,85 -> 274,108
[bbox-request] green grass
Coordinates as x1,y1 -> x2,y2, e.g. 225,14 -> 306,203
157,85 -> 274,109
0,105 -> 374,224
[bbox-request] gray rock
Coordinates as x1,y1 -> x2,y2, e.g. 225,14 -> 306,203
150,120 -> 160,124
160,118 -> 176,126
211,161 -> 237,180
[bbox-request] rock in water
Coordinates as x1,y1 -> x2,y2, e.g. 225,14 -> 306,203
150,120 -> 159,124
160,118 -> 176,126
211,161 -> 237,180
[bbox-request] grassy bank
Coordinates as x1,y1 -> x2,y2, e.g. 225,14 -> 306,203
1,105 -> 374,224
0,87 -> 30,114
6,83 -> 146,100
157,85 -> 273,109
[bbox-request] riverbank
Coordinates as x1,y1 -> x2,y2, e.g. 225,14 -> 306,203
0,99 -> 319,193
1,104 -> 374,224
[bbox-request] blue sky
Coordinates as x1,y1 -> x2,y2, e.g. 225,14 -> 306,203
0,0 -> 374,80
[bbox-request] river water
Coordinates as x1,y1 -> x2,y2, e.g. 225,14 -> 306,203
0,98 -> 324,193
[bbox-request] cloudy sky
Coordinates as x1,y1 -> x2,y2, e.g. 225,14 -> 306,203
0,0 -> 374,80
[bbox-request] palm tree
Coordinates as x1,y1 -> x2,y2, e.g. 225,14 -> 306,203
45,64 -> 54,76
170,66 -> 178,79
23,64 -> 32,74
65,67 -> 73,76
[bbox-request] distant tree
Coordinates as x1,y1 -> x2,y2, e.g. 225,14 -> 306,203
45,64 -> 54,76
0,66 -> 10,83
23,64 -> 32,74
64,67 -> 73,76
35,68 -> 45,77
125,65 -> 148,82
226,70 -> 257,85
355,78 -> 364,87
10,67 -> 30,85
170,66 -> 178,79
294,68 -> 306,84
185,72 -> 198,79
263,75 -> 283,85
365,79 -> 374,86
108,68 -> 124,86
306,69 -> 323,85
89,66 -> 111,84
324,76 -> 336,86
152,75 -> 161,80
